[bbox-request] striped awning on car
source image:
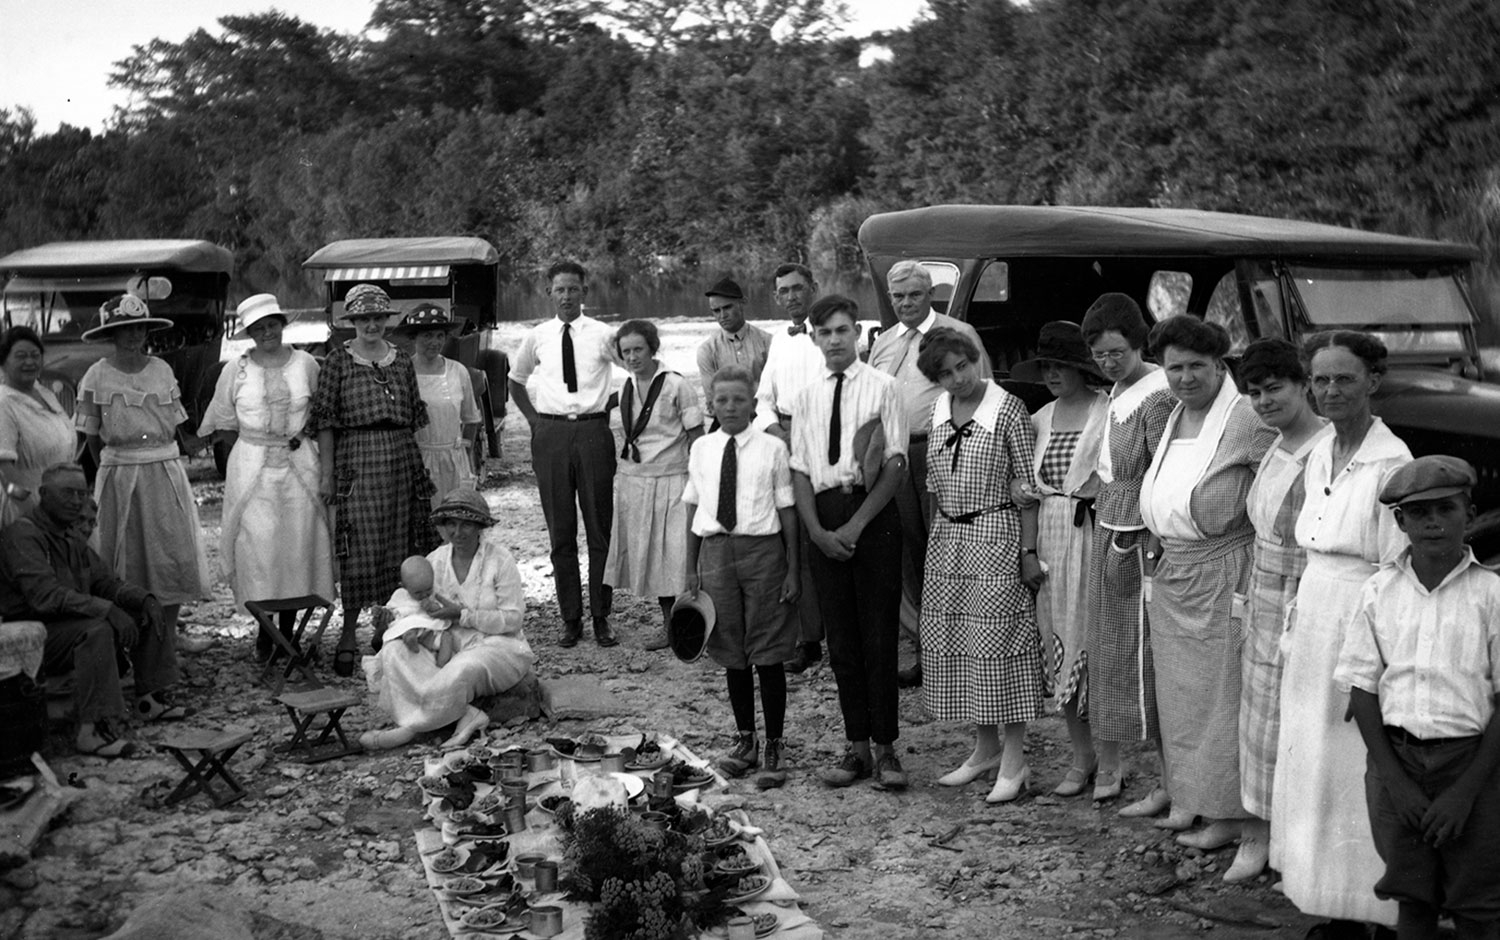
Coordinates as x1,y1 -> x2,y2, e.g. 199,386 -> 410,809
321,265 -> 449,282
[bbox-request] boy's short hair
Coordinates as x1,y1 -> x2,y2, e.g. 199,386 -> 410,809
807,294 -> 858,328
545,260 -> 587,282
709,365 -> 755,396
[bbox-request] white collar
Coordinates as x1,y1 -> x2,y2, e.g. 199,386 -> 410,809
895,310 -> 937,337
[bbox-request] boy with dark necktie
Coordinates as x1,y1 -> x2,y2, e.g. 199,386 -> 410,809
682,366 -> 800,788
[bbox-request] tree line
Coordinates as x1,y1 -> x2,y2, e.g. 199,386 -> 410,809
1,0 -> 1497,315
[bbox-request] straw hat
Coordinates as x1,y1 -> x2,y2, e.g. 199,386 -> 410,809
230,293 -> 300,340
336,283 -> 401,328
667,592 -> 717,663
81,294 -> 173,342
430,489 -> 497,527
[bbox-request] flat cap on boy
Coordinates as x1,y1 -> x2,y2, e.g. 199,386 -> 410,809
1378,454 -> 1476,507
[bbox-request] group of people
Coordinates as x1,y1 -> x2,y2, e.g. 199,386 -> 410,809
2,263 -> 1495,940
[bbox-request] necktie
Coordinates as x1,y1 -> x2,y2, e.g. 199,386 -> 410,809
788,323 -> 806,336
717,438 -> 738,532
891,327 -> 920,376
561,322 -> 578,393
827,372 -> 844,465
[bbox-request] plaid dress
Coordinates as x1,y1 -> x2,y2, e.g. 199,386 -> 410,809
307,343 -> 437,610
1239,429 -> 1327,818
1087,369 -> 1175,742
920,383 -> 1043,725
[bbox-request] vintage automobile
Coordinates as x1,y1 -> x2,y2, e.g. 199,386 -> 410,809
858,205 -> 1500,557
0,239 -> 235,475
302,237 -> 509,472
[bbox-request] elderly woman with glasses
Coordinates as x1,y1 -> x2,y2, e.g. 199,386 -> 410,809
307,284 -> 437,676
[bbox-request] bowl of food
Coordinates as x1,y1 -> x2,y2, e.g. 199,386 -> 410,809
429,846 -> 464,873
537,794 -> 571,816
725,874 -> 772,904
716,855 -> 761,877
459,905 -> 526,932
703,817 -> 737,847
441,875 -> 488,896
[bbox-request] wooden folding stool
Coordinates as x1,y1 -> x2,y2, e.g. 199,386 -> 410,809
246,595 -> 334,694
273,688 -> 363,763
159,727 -> 254,807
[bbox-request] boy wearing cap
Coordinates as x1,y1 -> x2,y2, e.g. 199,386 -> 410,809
1334,455 -> 1500,940
696,278 -> 771,424
682,365 -> 800,788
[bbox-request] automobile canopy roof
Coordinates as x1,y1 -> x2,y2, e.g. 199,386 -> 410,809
0,240 -> 234,276
859,206 -> 1478,265
303,237 -> 498,282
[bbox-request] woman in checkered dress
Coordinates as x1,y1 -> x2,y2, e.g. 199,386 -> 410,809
916,328 -> 1045,804
1233,338 -> 1328,882
309,285 -> 438,676
1138,316 -> 1275,858
1009,322 -> 1111,799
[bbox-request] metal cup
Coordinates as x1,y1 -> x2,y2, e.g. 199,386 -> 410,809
503,804 -> 528,834
530,905 -> 563,938
727,915 -> 756,940
515,853 -> 545,878
600,752 -> 626,773
533,860 -> 559,893
649,769 -> 676,801
500,776 -> 529,811
497,749 -> 527,777
640,811 -> 670,833
527,748 -> 556,773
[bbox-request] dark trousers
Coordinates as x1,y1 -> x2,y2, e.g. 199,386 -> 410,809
892,435 -> 932,645
43,616 -> 178,722
531,419 -> 615,621
808,489 -> 902,745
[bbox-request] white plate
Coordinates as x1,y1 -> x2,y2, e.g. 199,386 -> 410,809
609,771 -> 645,800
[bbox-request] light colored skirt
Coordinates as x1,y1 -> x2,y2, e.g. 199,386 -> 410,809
603,471 -> 688,598
221,440 -> 335,609
1035,494 -> 1092,710
365,626 -> 535,733
420,440 -> 475,509
1147,537 -> 1251,819
1270,552 -> 1397,926
94,455 -> 210,606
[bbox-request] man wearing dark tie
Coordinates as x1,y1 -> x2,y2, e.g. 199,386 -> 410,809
868,261 -> 991,688
508,261 -> 620,648
790,295 -> 908,789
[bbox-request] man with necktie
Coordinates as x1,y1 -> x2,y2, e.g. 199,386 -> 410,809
868,261 -> 992,688
508,261 -> 620,648
790,295 -> 909,789
696,278 -> 771,426
754,262 -> 829,674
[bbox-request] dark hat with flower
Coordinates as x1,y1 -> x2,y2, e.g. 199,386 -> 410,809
431,489 -> 497,527
397,303 -> 460,335
337,283 -> 400,327
1011,320 -> 1106,383
82,294 -> 174,342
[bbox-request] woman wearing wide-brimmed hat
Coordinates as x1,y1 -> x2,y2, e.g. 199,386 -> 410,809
75,293 -> 214,698
1009,321 -> 1111,798
198,294 -> 335,658
360,489 -> 537,751
306,284 -> 438,675
396,303 -> 480,507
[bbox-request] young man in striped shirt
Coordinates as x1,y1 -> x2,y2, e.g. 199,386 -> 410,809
789,295 -> 910,789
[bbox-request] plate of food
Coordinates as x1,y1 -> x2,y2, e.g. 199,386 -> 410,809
429,846 -> 466,874
623,734 -> 669,771
440,876 -> 488,897
716,855 -> 761,877
672,771 -> 715,792
724,874 -> 772,905
702,817 -> 737,847
458,905 -> 527,934
750,912 -> 779,938
609,772 -> 646,801
537,794 -> 571,816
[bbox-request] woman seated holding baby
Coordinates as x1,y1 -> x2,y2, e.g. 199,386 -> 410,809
360,489 -> 536,750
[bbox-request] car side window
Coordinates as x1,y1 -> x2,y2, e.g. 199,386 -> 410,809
1205,272 -> 1249,354
1148,271 -> 1192,319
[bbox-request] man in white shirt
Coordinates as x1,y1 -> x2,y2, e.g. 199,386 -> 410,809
868,260 -> 991,688
507,261 -> 620,648
754,262 -> 827,673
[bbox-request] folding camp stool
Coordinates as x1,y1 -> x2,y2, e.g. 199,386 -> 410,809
246,595 -> 335,694
273,688 -> 362,763
159,727 -> 254,807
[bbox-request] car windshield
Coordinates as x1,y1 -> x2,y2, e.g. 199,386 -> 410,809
1289,266 -> 1472,327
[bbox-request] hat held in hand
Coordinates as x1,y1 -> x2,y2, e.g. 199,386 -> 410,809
668,592 -> 717,663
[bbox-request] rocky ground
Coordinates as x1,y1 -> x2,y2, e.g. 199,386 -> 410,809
1,321 -> 1323,940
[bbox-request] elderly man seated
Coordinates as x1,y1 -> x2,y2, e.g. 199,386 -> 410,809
0,463 -> 189,757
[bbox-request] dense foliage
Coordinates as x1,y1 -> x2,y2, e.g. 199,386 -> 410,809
1,0 -> 1497,308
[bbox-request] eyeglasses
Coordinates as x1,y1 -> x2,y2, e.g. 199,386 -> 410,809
1090,349 -> 1130,363
1310,374 -> 1363,391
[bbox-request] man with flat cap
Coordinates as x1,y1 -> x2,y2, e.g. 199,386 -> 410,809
696,278 -> 771,426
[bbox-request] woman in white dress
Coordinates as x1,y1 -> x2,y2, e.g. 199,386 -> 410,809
198,295 -> 335,658
361,489 -> 536,750
1010,322 -> 1110,797
399,304 -> 480,506
1232,338 -> 1328,883
604,319 -> 703,650
1273,331 -> 1405,934
0,326 -> 76,530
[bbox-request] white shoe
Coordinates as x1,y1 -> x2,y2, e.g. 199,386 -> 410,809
439,707 -> 490,750
1224,834 -> 1269,882
936,752 -> 1003,786
177,634 -> 216,654
985,765 -> 1030,804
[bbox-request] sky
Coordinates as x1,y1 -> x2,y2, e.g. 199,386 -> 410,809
0,0 -> 929,134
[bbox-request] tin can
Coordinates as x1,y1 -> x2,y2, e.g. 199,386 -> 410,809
599,752 -> 626,773
533,860 -> 559,892
727,915 -> 756,940
530,905 -> 564,937
527,748 -> 556,773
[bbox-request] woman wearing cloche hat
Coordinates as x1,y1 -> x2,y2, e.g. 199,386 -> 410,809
76,294 -> 216,674
397,303 -> 480,507
197,294 -> 334,659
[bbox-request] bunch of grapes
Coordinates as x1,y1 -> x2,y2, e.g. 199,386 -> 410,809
587,872 -> 685,940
